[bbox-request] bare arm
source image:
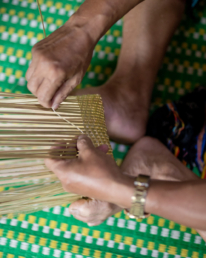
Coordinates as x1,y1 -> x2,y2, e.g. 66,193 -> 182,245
69,0 -> 144,43
145,180 -> 206,231
45,135 -> 206,231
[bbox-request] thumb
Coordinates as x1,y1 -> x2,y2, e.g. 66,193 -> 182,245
96,144 -> 109,154
77,135 -> 95,153
44,158 -> 71,178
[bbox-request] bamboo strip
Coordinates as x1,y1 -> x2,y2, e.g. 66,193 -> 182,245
0,92 -> 112,215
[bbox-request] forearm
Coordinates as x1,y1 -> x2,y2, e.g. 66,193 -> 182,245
67,0 -> 143,44
145,179 -> 206,230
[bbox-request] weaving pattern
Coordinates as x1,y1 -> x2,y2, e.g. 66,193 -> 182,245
0,93 -> 112,159
0,0 -> 206,257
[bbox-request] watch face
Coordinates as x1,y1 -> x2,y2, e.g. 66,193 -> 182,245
129,175 -> 150,219
130,204 -> 143,217
124,209 -> 137,219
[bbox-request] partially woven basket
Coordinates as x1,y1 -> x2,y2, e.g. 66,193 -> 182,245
0,92 -> 112,215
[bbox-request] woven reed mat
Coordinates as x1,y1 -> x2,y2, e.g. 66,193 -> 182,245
0,0 -> 206,257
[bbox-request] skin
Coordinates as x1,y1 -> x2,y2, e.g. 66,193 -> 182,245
26,0 -> 144,109
68,134 -> 199,225
26,0 -> 185,142
27,0 -> 206,240
68,137 -> 206,240
65,0 -> 190,231
45,135 -> 206,238
73,0 -> 186,143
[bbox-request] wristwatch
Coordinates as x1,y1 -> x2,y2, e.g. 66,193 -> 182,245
124,174 -> 150,219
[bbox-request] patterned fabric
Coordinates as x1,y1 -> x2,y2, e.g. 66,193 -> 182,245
147,87 -> 206,178
1,0 -> 206,257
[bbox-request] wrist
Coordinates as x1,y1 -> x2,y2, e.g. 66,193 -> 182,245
144,179 -> 163,214
66,2 -> 114,44
113,175 -> 134,209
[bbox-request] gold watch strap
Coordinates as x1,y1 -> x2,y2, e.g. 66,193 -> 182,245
125,174 -> 150,219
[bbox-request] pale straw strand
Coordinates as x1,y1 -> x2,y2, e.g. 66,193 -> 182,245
36,0 -> 83,134
52,108 -> 84,134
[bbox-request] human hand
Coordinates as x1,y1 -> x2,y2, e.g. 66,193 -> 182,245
26,19 -> 94,109
45,135 -> 134,209
68,136 -> 198,226
125,138 -> 206,240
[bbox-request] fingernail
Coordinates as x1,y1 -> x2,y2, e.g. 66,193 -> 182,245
52,103 -> 59,110
88,222 -> 101,227
88,223 -> 95,227
70,209 -> 79,216
78,135 -> 85,139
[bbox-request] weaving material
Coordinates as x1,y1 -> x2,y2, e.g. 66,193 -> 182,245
0,92 -> 113,159
0,92 -> 112,215
1,0 -> 206,257
0,158 -> 80,215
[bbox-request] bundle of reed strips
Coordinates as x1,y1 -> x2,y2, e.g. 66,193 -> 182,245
0,159 -> 80,215
0,92 -> 112,215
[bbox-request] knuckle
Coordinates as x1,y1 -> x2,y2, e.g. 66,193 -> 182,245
51,63 -> 65,76
49,66 -> 66,84
58,92 -> 68,102
31,45 -> 40,56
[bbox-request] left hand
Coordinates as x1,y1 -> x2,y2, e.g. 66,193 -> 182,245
45,135 -> 133,209
67,137 -> 199,226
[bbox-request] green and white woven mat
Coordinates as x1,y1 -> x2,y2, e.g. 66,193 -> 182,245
0,0 -> 206,257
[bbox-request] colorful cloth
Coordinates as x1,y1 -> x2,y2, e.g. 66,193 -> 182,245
147,87 -> 206,178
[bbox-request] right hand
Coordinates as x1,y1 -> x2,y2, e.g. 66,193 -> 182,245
26,18 -> 94,109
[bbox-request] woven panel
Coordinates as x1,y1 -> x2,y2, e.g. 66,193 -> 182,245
0,93 -> 112,159
0,0 -> 206,257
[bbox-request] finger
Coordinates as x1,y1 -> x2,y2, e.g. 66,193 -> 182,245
44,158 -> 71,178
77,135 -> 95,155
27,74 -> 44,96
36,75 -> 65,108
52,75 -> 80,110
25,60 -> 36,81
96,144 -> 109,154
